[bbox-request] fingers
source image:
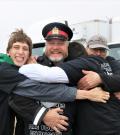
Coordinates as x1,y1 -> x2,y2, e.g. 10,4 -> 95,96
52,120 -> 68,133
82,70 -> 91,75
78,71 -> 102,90
59,119 -> 69,126
52,126 -> 61,133
98,92 -> 110,102
98,88 -> 110,100
98,99 -> 107,103
56,123 -> 68,131
88,87 -> 110,103
43,108 -> 69,133
96,93 -> 109,103
51,119 -> 68,133
103,92 -> 110,100
91,97 -> 107,103
114,92 -> 120,99
55,108 -> 63,113
27,56 -> 37,64
34,55 -> 38,60
59,115 -> 69,121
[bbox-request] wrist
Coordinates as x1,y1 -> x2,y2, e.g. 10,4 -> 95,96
76,90 -> 89,100
33,106 -> 49,125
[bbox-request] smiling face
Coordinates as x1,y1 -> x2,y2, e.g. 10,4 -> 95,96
45,39 -> 69,62
6,29 -> 32,66
7,42 -> 30,66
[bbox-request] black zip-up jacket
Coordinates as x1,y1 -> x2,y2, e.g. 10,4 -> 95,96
0,62 -> 26,135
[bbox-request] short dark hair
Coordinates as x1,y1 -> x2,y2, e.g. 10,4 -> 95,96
67,41 -> 88,60
6,29 -> 33,56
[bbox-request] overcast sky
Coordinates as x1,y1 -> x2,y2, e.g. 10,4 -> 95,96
0,0 -> 120,52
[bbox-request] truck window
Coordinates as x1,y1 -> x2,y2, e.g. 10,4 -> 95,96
108,43 -> 120,60
32,43 -> 45,56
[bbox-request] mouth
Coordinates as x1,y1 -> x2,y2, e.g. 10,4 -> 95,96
51,51 -> 62,54
15,56 -> 24,62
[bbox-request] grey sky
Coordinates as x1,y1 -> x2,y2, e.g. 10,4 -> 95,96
0,0 -> 120,52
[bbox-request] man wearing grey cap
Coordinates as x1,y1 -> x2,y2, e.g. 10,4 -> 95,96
87,34 -> 109,58
78,35 -> 111,89
75,34 -> 120,135
78,34 -> 120,92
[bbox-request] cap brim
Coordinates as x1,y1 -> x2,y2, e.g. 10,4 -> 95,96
89,44 -> 110,50
45,35 -> 67,41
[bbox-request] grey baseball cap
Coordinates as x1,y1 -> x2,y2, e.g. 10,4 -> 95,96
87,35 -> 109,50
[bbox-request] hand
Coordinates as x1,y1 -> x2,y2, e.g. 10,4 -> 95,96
27,56 -> 38,64
43,108 -> 69,133
114,92 -> 120,99
77,70 -> 102,89
87,87 -> 110,103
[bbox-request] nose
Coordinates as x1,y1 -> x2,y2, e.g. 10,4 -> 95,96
95,50 -> 101,56
52,44 -> 60,49
18,48 -> 24,54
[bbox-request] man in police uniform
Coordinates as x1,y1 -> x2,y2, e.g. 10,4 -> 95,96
39,21 -> 73,64
24,22 -> 75,135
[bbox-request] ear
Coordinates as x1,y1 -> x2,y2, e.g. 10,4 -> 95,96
6,52 -> 9,56
6,51 -> 11,57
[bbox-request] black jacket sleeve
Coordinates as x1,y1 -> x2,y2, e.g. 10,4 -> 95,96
99,59 -> 120,92
100,74 -> 120,92
58,57 -> 97,85
59,56 -> 120,92
0,63 -> 27,94
9,94 -> 48,125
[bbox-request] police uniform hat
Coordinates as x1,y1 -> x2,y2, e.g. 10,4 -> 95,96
42,22 -> 73,41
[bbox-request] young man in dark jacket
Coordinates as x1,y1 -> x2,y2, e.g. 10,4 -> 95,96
0,29 -> 33,135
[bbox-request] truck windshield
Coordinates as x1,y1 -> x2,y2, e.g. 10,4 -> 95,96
108,44 -> 120,60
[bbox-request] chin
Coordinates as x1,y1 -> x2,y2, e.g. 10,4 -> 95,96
49,56 -> 64,62
14,62 -> 24,67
